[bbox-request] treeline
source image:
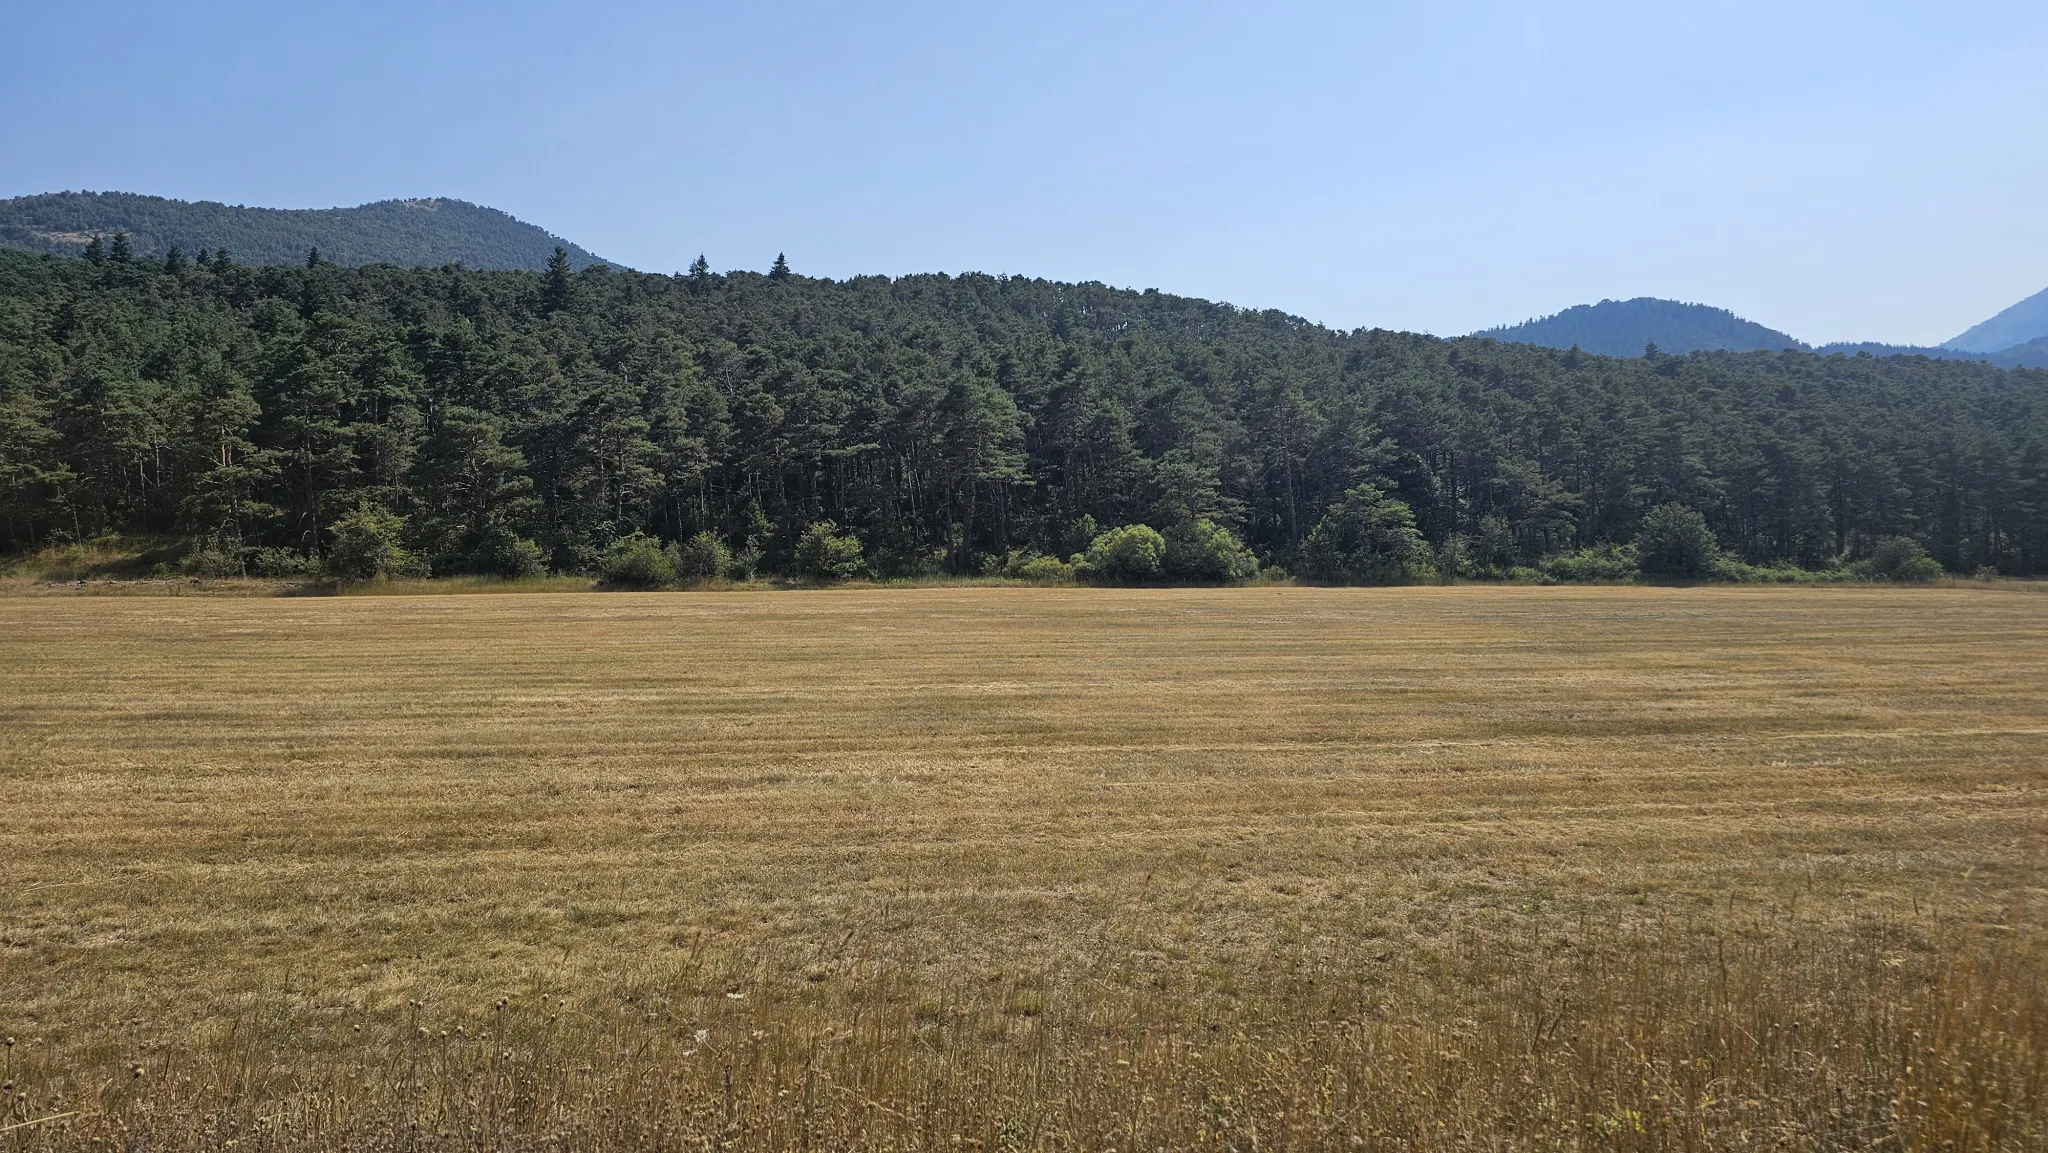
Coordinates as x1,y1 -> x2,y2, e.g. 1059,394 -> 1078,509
2,242 -> 2046,581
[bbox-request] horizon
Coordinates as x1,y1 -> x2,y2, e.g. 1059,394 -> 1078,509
6,1 -> 2047,346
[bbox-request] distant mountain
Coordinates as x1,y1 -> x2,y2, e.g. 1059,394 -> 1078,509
1471,297 -> 1806,357
1815,339 -> 2048,371
1942,285 -> 2048,353
0,191 -> 613,271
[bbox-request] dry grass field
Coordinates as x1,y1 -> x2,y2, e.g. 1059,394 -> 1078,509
1,585 -> 2045,1151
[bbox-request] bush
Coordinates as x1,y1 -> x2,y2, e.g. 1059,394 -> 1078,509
181,539 -> 245,579
794,521 -> 866,581
468,528 -> 548,578
1013,555 -> 1076,585
248,547 -> 318,578
1539,544 -> 1640,583
1076,524 -> 1166,583
326,502 -> 425,580
1298,485 -> 1430,584
1162,518 -> 1259,582
596,532 -> 676,588
1635,504 -> 1719,579
1858,537 -> 1944,583
671,531 -> 732,583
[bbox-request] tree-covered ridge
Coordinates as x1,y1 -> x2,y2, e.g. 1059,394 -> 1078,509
1474,297 -> 1806,357
1943,284 -> 2048,352
2,244 -> 2045,580
0,192 -> 612,271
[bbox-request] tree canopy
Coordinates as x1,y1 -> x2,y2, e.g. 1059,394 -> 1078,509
2,246 -> 2045,580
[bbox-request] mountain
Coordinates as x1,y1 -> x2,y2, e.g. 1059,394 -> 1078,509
1472,297 -> 1806,357
1816,338 -> 2048,371
1942,285 -> 2048,353
0,191 -> 612,271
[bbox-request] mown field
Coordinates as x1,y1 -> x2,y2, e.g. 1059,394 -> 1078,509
1,586 -> 2044,1151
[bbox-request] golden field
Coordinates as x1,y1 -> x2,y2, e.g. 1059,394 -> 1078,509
1,585 -> 2044,1151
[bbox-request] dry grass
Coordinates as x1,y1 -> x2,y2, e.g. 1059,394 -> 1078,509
1,585 -> 2043,1150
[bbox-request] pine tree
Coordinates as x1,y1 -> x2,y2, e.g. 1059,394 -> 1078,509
541,246 -> 574,313
769,253 -> 791,280
164,245 -> 186,275
195,248 -> 211,268
213,249 -> 232,269
689,255 -> 711,282
83,236 -> 105,266
306,246 -> 323,269
109,232 -> 133,264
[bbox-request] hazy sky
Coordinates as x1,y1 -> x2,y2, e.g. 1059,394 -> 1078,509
6,1 -> 2045,345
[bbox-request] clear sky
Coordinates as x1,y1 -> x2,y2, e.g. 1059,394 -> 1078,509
5,1 -> 2045,345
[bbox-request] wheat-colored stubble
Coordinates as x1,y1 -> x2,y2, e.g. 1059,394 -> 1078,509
1,585 -> 2043,1149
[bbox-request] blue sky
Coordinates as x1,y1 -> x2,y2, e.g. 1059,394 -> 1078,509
5,1 -> 2045,345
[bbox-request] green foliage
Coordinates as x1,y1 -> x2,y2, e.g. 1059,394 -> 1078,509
1011,554 -> 1076,585
1161,518 -> 1258,582
596,532 -> 676,589
1857,537 -> 1945,583
0,244 -> 2045,582
672,531 -> 732,583
326,501 -> 424,581
1539,544 -> 1640,583
1635,504 -> 1719,579
1076,524 -> 1166,584
1476,298 -> 1804,357
0,191 -> 612,270
1299,485 -> 1430,585
794,521 -> 865,581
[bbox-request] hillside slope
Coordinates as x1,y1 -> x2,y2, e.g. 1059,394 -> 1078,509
0,191 -> 612,270
1473,297 -> 1806,356
1943,285 -> 2048,352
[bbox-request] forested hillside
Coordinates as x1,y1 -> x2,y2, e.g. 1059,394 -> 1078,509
2,245 -> 2045,579
0,192 -> 611,271
1474,297 -> 1806,357
1944,285 -> 2048,352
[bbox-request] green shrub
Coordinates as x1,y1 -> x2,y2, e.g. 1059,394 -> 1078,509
1162,518 -> 1259,582
181,539 -> 245,579
794,521 -> 866,581
1857,537 -> 1944,583
1013,555 -> 1076,585
466,528 -> 548,578
326,502 -> 425,581
1076,524 -> 1166,583
671,531 -> 732,583
596,532 -> 676,588
1539,544 -> 1640,583
248,547 -> 318,578
1298,485 -> 1430,585
1635,504 -> 1719,579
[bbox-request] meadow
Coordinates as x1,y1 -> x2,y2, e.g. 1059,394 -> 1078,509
1,585 -> 2043,1151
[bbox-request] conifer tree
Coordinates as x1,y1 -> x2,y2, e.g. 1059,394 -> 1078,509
109,232 -> 133,264
769,253 -> 791,280
164,245 -> 186,274
305,246 -> 323,269
541,246 -> 574,313
83,236 -> 105,266
689,255 -> 711,282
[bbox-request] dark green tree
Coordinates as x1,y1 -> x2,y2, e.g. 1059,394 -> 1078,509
541,246 -> 574,313
1299,484 -> 1430,584
1635,503 -> 1719,578
109,231 -> 133,264
768,253 -> 791,280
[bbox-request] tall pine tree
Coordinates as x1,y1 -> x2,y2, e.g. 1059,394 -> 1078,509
541,246 -> 574,313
